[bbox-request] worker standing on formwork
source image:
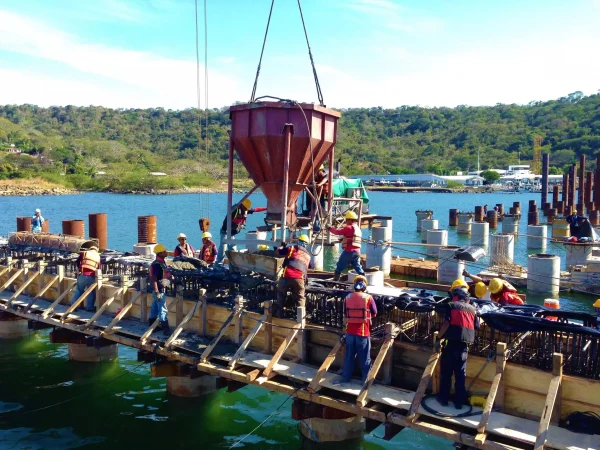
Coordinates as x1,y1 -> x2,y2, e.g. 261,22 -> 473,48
31,208 -> 45,233
217,199 -> 267,263
173,233 -> 194,257
335,275 -> 377,385
275,235 -> 311,318
70,245 -> 101,312
149,244 -> 172,335
329,211 -> 365,281
436,281 -> 480,409
200,232 -> 217,264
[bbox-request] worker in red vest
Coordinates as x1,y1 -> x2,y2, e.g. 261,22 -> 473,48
173,233 -> 194,257
436,289 -> 480,409
488,278 -> 524,306
335,275 -> 377,385
200,232 -> 217,264
217,199 -> 267,263
70,245 -> 101,312
329,211 -> 365,281
275,235 -> 311,318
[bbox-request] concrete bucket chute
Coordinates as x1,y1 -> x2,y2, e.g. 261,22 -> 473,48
8,232 -> 99,254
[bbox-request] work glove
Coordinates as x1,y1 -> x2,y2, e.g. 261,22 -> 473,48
462,269 -> 469,277
248,209 -> 254,214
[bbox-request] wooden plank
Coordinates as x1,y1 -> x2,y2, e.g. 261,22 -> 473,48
5,272 -> 39,307
233,296 -> 244,344
199,289 -> 208,336
164,301 -> 200,349
551,353 -> 562,426
228,314 -> 267,370
263,300 -> 273,354
25,274 -> 59,311
356,325 -> 396,407
406,349 -> 441,421
41,281 -> 76,319
534,375 -> 562,449
476,342 -> 507,436
431,331 -> 440,394
306,339 -> 344,393
296,306 -> 306,363
382,323 -> 394,384
0,268 -> 24,295
175,290 -> 184,326
200,309 -> 240,363
103,291 -> 143,334
262,323 -> 301,378
60,281 -> 98,322
82,287 -> 124,330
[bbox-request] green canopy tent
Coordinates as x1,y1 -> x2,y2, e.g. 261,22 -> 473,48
332,178 -> 369,204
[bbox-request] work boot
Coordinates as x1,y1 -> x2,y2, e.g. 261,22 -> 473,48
148,318 -> 155,327
333,271 -> 341,281
161,321 -> 171,336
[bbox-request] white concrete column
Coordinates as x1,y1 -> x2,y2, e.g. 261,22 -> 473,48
299,416 -> 364,442
490,234 -> 515,266
564,242 -> 593,269
366,227 -> 391,275
68,343 -> 118,362
437,246 -> 465,284
502,215 -> 518,235
457,213 -> 474,235
420,219 -> 438,243
527,254 -> 560,294
527,225 -> 547,250
415,210 -> 433,231
0,317 -> 29,339
471,222 -> 489,247
166,374 -> 219,397
426,229 -> 448,257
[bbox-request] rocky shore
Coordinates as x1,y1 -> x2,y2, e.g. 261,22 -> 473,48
0,183 -> 78,196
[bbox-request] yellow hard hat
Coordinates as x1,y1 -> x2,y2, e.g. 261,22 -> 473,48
474,282 -> 487,299
202,232 -> 212,239
345,211 -> 358,220
241,199 -> 252,209
298,235 -> 310,244
353,275 -> 368,284
451,279 -> 468,290
319,164 -> 325,171
489,278 -> 503,294
594,299 -> 600,308
153,243 -> 167,253
257,244 -> 269,251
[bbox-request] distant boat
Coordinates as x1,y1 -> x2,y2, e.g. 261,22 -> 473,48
393,179 -> 405,187
378,178 -> 388,186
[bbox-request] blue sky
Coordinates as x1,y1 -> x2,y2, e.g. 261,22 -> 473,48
0,0 -> 599,109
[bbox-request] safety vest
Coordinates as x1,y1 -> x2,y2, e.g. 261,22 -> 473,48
342,223 -> 362,249
80,250 -> 100,272
221,207 -> 246,235
176,243 -> 193,257
445,300 -> 477,343
345,292 -> 372,324
202,242 -> 216,264
284,245 -> 311,277
451,287 -> 469,302
494,291 -> 524,306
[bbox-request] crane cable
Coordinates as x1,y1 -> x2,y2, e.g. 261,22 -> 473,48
250,0 -> 275,103
296,0 -> 324,106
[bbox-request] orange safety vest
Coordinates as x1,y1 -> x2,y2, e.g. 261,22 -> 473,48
345,292 -> 372,324
284,245 -> 311,277
80,250 -> 100,272
342,223 -> 362,249
202,242 -> 216,264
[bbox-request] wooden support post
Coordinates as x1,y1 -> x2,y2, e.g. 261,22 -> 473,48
175,287 -> 184,327
263,300 -> 273,354
307,338 -> 344,393
57,265 -> 65,296
475,342 -> 507,443
41,281 -> 76,319
534,353 -> 563,450
25,274 -> 59,311
262,323 -> 301,378
165,301 -> 200,349
0,268 -> 24,295
382,322 -> 394,385
82,287 -> 124,330
139,279 -> 148,323
200,309 -> 241,363
21,259 -> 28,294
5,271 -> 39,308
199,289 -> 207,336
296,306 -> 307,363
103,291 -> 143,334
228,314 -> 267,370
407,343 -> 442,421
233,295 -> 244,345
431,331 -> 440,394
356,323 -> 396,407
60,281 -> 98,322
96,269 -> 104,311
36,261 -> 47,296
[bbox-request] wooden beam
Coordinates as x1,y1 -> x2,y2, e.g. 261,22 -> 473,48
5,272 -> 39,308
82,287 -> 124,330
199,289 -> 208,336
356,324 -> 396,407
534,353 -> 563,450
200,309 -> 241,363
228,314 -> 267,370
103,291 -> 143,334
41,281 -> 76,319
233,296 -> 244,344
60,281 -> 98,322
0,268 -> 24,295
262,323 -> 301,378
0,266 -> 11,279
25,275 -> 59,311
306,338 -> 344,393
296,305 -> 306,363
382,323 -> 394,384
475,342 -> 507,441
263,300 -> 273,354
431,331 -> 440,394
175,289 -> 184,326
165,301 -> 200,349
406,348 -> 441,421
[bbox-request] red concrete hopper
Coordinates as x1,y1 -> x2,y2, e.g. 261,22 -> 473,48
230,102 -> 340,222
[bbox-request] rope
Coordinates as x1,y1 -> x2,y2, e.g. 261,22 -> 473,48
296,0 -> 324,106
249,0 -> 275,103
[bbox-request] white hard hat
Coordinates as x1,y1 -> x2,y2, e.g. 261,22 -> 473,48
35,208 -> 41,213
177,233 -> 187,239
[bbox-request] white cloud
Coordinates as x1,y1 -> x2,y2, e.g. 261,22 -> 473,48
0,10 -> 246,109
216,56 -> 236,64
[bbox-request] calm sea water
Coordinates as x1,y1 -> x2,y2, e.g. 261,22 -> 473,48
0,191 -> 594,449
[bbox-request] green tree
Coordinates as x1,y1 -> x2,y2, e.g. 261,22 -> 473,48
481,170 -> 500,183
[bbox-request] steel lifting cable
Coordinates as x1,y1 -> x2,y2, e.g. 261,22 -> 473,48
296,0 -> 324,106
250,0 -> 275,103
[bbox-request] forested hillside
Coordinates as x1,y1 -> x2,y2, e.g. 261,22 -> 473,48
0,91 -> 599,189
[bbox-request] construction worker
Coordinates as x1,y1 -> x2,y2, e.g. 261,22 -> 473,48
329,211 -> 365,280
149,243 -> 172,335
436,281 -> 480,409
337,275 -> 377,384
70,245 -> 101,312
449,279 -> 470,300
31,208 -> 45,233
488,278 -> 524,306
594,299 -> 600,331
462,270 -> 490,299
275,235 -> 311,318
200,232 -> 217,264
217,199 -> 267,263
173,233 -> 195,257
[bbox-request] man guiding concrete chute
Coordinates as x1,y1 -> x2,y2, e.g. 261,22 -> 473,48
217,199 -> 266,263
329,210 -> 365,280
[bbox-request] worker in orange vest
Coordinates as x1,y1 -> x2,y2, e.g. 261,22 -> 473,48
337,275 -> 377,384
70,245 -> 101,312
200,232 -> 217,264
275,235 -> 311,318
217,199 -> 267,263
488,278 -> 524,306
173,233 -> 195,257
329,211 -> 365,281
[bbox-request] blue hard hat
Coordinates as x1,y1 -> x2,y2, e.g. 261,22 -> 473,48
354,281 -> 367,291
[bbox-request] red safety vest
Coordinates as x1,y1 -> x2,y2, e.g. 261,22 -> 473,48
284,245 -> 311,278
202,242 -> 216,264
446,300 -> 477,343
176,243 -> 194,257
345,292 -> 372,324
80,250 -> 100,272
342,223 -> 362,249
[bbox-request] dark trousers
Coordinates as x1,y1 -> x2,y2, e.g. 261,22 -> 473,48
276,278 -> 305,318
438,341 -> 469,406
